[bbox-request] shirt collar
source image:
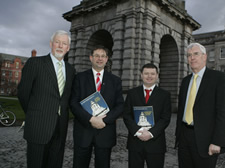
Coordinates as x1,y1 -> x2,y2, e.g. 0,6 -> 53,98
50,53 -> 65,66
143,84 -> 155,91
92,68 -> 104,76
192,66 -> 206,78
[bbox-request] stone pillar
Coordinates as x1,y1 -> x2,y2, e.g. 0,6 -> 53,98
121,11 -> 137,90
111,15 -> 125,77
133,10 -> 143,86
68,29 -> 77,67
151,17 -> 161,69
74,28 -> 86,72
141,11 -> 153,66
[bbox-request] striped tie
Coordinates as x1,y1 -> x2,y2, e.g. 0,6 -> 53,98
96,73 -> 101,92
57,62 -> 65,96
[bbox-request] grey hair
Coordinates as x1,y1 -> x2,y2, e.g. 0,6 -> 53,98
187,43 -> 206,54
50,30 -> 71,45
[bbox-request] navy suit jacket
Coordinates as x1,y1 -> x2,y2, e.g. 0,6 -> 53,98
70,69 -> 124,148
123,85 -> 171,153
18,55 -> 75,144
175,68 -> 225,157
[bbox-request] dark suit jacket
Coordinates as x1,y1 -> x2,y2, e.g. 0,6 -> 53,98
175,68 -> 225,157
18,54 -> 75,144
123,85 -> 171,153
70,69 -> 124,148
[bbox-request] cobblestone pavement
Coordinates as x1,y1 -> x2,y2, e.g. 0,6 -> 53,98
0,114 -> 225,168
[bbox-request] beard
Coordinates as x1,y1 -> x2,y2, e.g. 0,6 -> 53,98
54,49 -> 64,58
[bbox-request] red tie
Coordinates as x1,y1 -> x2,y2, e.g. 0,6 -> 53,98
96,73 -> 101,92
145,89 -> 152,103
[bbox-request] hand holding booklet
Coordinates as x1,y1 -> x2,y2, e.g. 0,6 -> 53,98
80,92 -> 110,116
133,106 -> 154,129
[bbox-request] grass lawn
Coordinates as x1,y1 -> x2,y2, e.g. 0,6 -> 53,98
0,97 -> 25,121
0,97 -> 74,123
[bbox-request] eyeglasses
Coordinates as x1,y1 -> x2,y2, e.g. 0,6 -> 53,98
93,54 -> 107,59
187,52 -> 204,57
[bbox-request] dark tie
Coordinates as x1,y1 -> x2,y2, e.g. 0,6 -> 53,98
145,89 -> 152,104
96,73 -> 101,92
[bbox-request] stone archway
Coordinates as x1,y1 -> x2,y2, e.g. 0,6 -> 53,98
86,29 -> 114,72
159,35 -> 179,111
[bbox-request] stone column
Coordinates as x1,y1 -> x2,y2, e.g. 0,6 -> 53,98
151,17 -> 161,68
141,11 -> 153,65
121,11 -> 137,90
112,15 -> 125,77
68,29 -> 77,67
73,27 -> 86,73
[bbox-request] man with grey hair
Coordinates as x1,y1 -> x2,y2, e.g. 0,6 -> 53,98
18,30 -> 75,168
175,43 -> 225,168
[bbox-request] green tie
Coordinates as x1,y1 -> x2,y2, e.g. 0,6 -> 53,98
185,74 -> 198,125
57,62 -> 65,96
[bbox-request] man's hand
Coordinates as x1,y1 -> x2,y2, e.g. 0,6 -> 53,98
89,115 -> 106,129
137,128 -> 153,141
208,144 -> 221,155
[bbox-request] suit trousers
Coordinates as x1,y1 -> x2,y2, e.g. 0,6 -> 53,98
178,123 -> 218,168
73,144 -> 112,168
27,117 -> 65,168
128,150 -> 165,168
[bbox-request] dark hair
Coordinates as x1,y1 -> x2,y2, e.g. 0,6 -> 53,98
91,45 -> 108,56
141,63 -> 158,73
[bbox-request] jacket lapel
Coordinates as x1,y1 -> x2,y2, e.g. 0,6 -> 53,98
43,55 -> 58,91
87,69 -> 96,93
137,86 -> 146,104
195,69 -> 210,104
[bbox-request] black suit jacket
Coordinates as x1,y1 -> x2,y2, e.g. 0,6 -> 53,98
123,85 -> 171,153
18,55 -> 75,144
70,69 -> 124,148
175,68 -> 225,157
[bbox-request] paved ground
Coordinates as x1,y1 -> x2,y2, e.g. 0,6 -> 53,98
0,114 -> 225,168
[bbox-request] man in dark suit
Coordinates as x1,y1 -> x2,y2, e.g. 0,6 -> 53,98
18,30 -> 75,168
70,46 -> 124,168
123,63 -> 171,168
175,43 -> 225,168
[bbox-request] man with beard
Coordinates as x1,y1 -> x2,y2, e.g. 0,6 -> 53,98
18,30 -> 75,168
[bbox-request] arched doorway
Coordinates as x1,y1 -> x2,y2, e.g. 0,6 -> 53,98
159,35 -> 179,112
86,30 -> 114,72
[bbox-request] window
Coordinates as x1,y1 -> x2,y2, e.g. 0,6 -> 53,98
2,70 -> 5,76
0,88 -> 4,94
16,62 -> 19,69
15,71 -> 19,78
221,47 -> 225,59
208,50 -> 215,61
9,71 -> 12,77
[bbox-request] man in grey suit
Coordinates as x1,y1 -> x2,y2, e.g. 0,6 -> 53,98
18,30 -> 75,168
175,43 -> 225,168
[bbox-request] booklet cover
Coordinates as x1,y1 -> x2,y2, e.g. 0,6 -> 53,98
80,92 -> 110,116
133,106 -> 154,129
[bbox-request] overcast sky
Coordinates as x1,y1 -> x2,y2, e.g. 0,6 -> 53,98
0,0 -> 224,57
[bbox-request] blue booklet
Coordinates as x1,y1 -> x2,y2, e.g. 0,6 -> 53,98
80,92 -> 110,116
133,106 -> 154,128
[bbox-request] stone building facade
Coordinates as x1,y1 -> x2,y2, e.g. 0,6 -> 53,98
193,30 -> 225,72
63,0 -> 200,111
0,53 -> 28,96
